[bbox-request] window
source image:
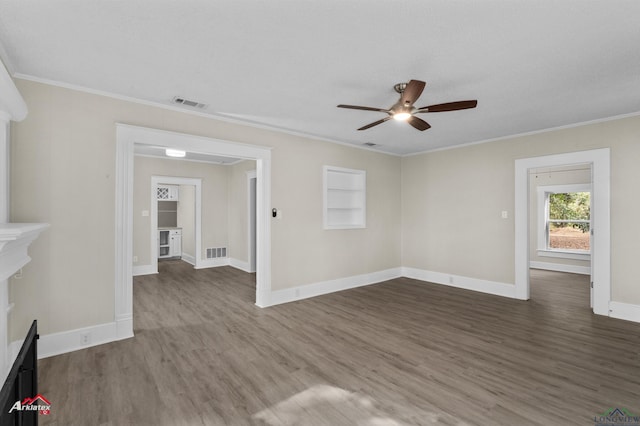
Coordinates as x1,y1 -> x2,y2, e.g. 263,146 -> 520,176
537,184 -> 591,258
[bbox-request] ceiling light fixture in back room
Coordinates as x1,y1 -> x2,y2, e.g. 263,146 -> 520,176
165,148 -> 186,158
338,79 -> 477,132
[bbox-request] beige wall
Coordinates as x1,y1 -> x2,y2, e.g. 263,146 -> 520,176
9,79 -> 402,338
227,160 -> 256,264
528,165 -> 591,269
402,114 -> 640,304
133,156 -> 228,266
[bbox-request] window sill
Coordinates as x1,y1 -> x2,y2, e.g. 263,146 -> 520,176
537,249 -> 590,261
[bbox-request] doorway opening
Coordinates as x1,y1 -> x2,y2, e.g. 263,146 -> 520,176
151,177 -> 200,272
115,124 -> 273,340
528,164 -> 592,309
514,148 -> 610,316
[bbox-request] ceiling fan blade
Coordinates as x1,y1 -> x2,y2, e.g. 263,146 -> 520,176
358,116 -> 392,130
407,116 -> 431,131
400,80 -> 426,106
416,100 -> 478,113
337,104 -> 389,113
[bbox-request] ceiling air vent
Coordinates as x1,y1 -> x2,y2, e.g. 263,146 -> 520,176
172,96 -> 208,109
363,142 -> 378,147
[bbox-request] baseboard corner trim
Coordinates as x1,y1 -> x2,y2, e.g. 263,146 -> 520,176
401,267 -> 518,299
229,258 -> 253,273
132,264 -> 157,276
181,253 -> 196,266
268,267 -> 402,306
529,261 -> 591,275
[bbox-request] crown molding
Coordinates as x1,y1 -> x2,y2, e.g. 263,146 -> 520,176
403,110 -> 640,157
13,73 -> 401,157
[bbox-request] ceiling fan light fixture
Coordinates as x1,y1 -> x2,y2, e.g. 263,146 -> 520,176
166,148 -> 186,158
393,112 -> 412,121
337,79 -> 477,132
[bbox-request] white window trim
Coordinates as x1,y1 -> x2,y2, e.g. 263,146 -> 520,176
536,183 -> 591,260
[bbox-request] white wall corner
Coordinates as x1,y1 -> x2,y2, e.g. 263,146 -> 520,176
401,267 -> 518,299
268,268 -> 403,307
608,302 -> 640,324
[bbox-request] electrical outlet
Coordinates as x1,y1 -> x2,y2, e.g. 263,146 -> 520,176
133,256 -> 138,263
80,332 -> 91,346
448,276 -> 454,284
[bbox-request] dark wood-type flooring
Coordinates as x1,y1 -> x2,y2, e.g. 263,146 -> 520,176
39,262 -> 640,425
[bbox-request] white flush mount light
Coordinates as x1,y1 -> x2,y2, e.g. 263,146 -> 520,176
165,148 -> 186,158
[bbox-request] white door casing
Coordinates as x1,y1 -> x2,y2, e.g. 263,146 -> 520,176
515,148 -> 610,316
116,124 -> 273,340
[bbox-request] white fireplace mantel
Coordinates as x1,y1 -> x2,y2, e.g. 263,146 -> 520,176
0,223 -> 49,282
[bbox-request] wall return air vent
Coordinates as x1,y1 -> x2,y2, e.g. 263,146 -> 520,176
172,96 -> 208,109
206,247 -> 227,259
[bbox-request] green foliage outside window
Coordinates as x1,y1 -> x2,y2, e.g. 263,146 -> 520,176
549,192 -> 590,232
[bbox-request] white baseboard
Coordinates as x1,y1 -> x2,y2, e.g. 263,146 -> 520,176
181,253 -> 195,266
21,267 -> 640,362
268,267 -> 402,306
132,264 -> 156,276
401,267 -> 518,299
194,257 -> 229,269
609,301 -> 640,324
35,317 -> 133,359
229,257 -> 252,273
529,261 -> 591,275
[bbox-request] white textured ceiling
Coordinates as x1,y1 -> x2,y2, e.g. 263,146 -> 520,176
1,1 -> 639,155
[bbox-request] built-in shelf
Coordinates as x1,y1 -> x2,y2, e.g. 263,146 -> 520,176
323,166 -> 366,230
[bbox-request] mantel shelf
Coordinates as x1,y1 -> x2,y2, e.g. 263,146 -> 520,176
0,223 -> 49,282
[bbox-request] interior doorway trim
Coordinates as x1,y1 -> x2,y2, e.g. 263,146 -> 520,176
151,176 -> 202,272
514,148 -> 610,316
115,124 -> 272,337
247,170 -> 257,273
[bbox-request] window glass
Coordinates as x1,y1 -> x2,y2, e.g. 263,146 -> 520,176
547,192 -> 590,252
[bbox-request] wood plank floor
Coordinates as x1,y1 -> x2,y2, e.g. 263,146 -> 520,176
39,262 -> 640,425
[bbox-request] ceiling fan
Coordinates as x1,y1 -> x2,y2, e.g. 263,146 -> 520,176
337,79 -> 477,131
